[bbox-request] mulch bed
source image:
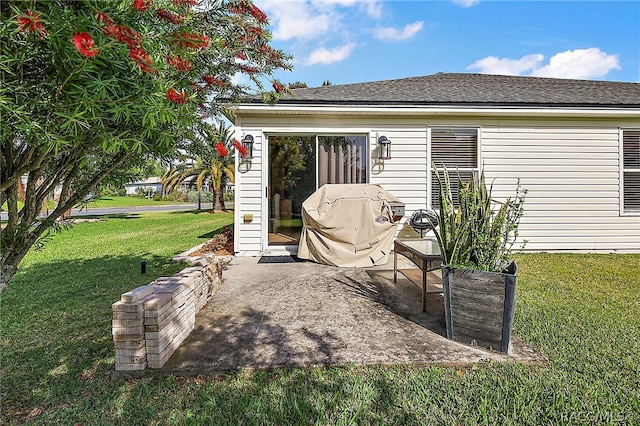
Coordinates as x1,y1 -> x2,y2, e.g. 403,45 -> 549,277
188,225 -> 234,257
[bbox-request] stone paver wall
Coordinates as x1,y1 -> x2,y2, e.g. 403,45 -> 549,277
112,260 -> 223,371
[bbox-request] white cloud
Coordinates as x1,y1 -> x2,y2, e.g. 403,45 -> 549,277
364,1 -> 383,19
452,0 -> 480,7
468,48 -> 621,79
531,48 -> 621,79
467,54 -> 544,76
258,1 -> 334,41
374,21 -> 424,41
306,43 -> 357,65
258,0 -> 384,41
310,0 -> 382,18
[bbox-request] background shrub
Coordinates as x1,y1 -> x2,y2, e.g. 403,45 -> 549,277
187,190 -> 213,203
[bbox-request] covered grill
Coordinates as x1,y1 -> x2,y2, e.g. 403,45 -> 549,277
297,184 -> 404,267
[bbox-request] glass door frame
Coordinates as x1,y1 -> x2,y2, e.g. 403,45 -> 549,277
263,132 -> 370,253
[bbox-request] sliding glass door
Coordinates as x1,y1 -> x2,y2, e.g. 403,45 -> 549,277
267,134 -> 368,246
268,136 -> 316,246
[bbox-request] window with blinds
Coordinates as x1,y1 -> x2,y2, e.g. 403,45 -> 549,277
430,128 -> 479,209
623,130 -> 640,212
318,136 -> 368,187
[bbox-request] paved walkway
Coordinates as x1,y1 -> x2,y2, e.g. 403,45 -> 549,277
160,256 -> 545,376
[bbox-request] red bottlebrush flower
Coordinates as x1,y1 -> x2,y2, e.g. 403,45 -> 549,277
132,0 -> 151,12
233,139 -> 249,157
166,55 -> 193,71
170,32 -> 209,49
166,89 -> 188,104
139,63 -> 156,74
203,76 -> 225,87
16,12 -> 32,31
72,32 -> 99,58
272,82 -> 284,93
129,47 -> 156,73
247,26 -> 263,38
95,12 -> 113,27
233,139 -> 248,157
229,2 -> 267,23
250,4 -> 268,23
215,142 -> 229,157
16,10 -> 47,39
172,0 -> 198,5
237,34 -> 256,44
103,24 -> 141,48
198,35 -> 210,48
157,9 -> 184,24
238,64 -> 258,74
235,52 -> 248,61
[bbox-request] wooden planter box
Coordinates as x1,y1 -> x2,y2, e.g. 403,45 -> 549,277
442,262 -> 517,353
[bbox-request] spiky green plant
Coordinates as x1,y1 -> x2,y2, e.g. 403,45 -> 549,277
429,165 -> 472,267
429,164 -> 527,272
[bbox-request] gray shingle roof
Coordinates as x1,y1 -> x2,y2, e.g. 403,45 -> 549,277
269,73 -> 640,107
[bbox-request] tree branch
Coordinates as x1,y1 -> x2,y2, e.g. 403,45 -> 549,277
0,148 -> 50,193
34,151 -> 130,236
32,153 -> 76,205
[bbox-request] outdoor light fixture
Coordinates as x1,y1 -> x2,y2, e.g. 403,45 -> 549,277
378,135 -> 391,160
241,134 -> 254,159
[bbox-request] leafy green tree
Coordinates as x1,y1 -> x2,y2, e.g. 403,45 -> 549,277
162,121 -> 236,212
288,81 -> 307,89
0,0 -> 292,290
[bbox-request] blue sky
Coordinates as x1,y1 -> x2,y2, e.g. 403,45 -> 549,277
254,0 -> 640,87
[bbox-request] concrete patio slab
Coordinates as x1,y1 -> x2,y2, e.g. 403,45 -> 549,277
158,256 -> 546,376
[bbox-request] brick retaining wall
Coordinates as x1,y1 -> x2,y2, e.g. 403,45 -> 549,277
112,260 -> 223,371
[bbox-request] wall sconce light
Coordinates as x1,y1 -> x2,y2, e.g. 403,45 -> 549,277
378,135 -> 391,160
241,134 -> 254,159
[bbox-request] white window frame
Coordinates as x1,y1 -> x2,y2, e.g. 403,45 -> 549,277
427,126 -> 481,209
620,128 -> 640,215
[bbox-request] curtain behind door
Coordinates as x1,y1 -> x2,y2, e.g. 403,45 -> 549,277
318,136 -> 367,187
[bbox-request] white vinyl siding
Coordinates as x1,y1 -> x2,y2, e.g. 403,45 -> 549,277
235,112 -> 640,254
234,129 -> 264,255
368,128 -> 428,217
482,123 -> 639,251
622,130 -> 640,212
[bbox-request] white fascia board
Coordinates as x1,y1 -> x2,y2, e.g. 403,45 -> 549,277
237,103 -> 640,118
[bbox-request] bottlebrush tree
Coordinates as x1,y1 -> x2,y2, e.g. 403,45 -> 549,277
0,0 -> 292,291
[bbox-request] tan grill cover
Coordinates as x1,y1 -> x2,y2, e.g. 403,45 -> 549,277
298,184 -> 402,267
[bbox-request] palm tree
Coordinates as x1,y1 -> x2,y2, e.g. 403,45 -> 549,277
162,122 -> 236,212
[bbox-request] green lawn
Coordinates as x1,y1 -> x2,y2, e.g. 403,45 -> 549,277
1,214 -> 638,425
83,196 -> 190,208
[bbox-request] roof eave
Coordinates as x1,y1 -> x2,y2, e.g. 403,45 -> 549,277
236,102 -> 640,118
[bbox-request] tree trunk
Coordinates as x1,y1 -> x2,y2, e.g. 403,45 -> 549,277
0,236 -> 37,293
211,185 -> 226,212
0,150 -> 129,293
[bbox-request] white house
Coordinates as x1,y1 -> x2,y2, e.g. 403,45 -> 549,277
230,73 -> 640,256
124,177 -> 163,196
